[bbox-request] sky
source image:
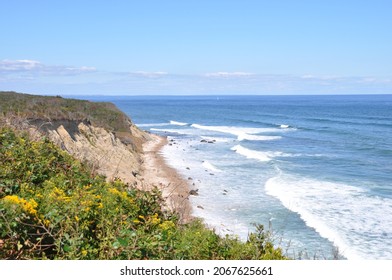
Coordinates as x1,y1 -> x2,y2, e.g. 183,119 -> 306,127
1,0 -> 392,95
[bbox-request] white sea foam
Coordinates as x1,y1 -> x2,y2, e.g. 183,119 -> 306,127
231,145 -> 293,162
192,123 -> 280,135
231,145 -> 271,161
200,136 -> 231,143
280,124 -> 290,129
170,120 -> 188,126
137,122 -> 170,127
237,133 -> 282,141
231,145 -> 272,162
265,174 -> 392,260
202,161 -> 222,172
150,128 -> 189,135
192,124 -> 282,141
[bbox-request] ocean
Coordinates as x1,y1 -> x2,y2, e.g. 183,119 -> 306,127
86,94 -> 392,260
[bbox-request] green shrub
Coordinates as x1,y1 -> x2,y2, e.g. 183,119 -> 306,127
0,127 -> 286,260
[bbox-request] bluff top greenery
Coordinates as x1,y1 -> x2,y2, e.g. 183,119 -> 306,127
0,91 -> 132,134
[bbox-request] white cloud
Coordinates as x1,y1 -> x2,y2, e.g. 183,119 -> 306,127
301,74 -> 342,81
204,72 -> 254,78
0,59 -> 96,75
1,60 -> 391,95
0,59 -> 42,71
129,71 -> 169,78
65,66 -> 97,73
301,74 -> 315,79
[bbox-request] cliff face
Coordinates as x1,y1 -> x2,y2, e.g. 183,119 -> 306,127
44,120 -> 151,185
0,91 -> 152,186
1,91 -> 192,222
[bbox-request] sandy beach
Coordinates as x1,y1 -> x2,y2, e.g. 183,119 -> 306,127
141,133 -> 192,223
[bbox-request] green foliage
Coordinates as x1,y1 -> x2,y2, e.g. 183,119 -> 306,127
0,127 -> 286,260
0,91 -> 136,145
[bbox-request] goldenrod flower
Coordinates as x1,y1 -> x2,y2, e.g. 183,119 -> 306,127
2,195 -> 38,216
159,221 -> 175,231
150,213 -> 161,225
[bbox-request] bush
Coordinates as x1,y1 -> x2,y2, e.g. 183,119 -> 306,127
0,127 -> 286,260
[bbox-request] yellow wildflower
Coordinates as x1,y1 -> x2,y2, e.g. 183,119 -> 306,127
44,219 -> 50,227
108,188 -> 120,195
2,195 -> 38,216
108,188 -> 130,200
150,213 -> 161,225
3,195 -> 20,204
159,221 -> 175,231
49,187 -> 71,202
53,187 -> 64,196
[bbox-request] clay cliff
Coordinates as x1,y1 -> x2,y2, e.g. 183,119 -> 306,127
0,91 -> 151,187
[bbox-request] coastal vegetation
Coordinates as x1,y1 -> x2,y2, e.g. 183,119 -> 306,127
0,91 -> 142,149
0,91 -> 286,260
0,91 -> 130,133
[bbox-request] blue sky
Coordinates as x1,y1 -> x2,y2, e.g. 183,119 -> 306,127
1,0 -> 391,95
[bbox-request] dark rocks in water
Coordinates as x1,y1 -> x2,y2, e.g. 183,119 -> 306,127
189,189 -> 199,196
188,177 -> 193,180
200,139 -> 216,144
197,205 -> 204,209
186,167 -> 190,170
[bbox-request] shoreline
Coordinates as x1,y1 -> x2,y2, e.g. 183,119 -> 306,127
141,133 -> 193,223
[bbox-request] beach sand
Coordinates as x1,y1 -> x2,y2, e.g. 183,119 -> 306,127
141,133 -> 192,223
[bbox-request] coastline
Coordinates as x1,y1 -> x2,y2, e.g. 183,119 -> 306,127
141,133 -> 192,223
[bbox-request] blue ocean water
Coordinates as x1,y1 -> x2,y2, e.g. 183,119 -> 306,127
87,94 -> 392,259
